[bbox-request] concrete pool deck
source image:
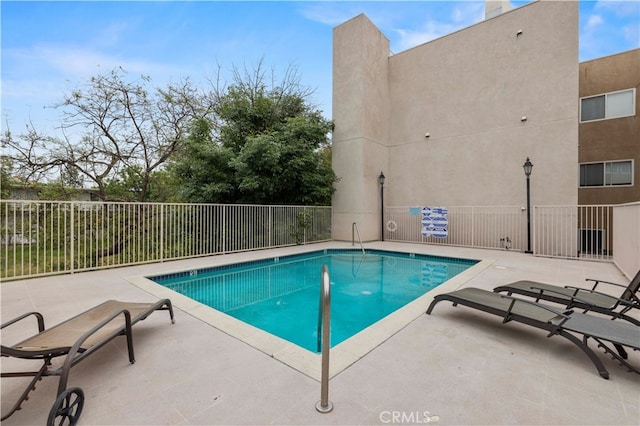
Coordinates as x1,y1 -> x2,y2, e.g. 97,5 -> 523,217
2,242 -> 638,425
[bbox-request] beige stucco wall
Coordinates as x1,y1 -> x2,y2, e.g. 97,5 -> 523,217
612,202 -> 640,279
332,14 -> 391,241
332,1 -> 579,241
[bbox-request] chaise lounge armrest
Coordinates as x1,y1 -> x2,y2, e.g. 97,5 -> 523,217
585,278 -> 629,291
533,286 -> 621,309
1,311 -> 45,333
499,293 -> 572,326
566,285 -> 637,306
3,308 -> 136,364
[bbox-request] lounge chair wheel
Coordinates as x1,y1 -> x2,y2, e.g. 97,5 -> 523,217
47,387 -> 84,426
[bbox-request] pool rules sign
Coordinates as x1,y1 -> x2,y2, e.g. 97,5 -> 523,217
421,207 -> 448,239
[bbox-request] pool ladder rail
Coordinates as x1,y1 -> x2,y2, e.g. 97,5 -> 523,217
352,222 -> 365,255
315,265 -> 333,413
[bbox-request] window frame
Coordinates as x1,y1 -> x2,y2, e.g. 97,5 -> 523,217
579,159 -> 634,188
579,88 -> 636,123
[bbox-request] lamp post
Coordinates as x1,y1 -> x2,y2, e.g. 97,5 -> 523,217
523,157 -> 533,254
378,171 -> 386,241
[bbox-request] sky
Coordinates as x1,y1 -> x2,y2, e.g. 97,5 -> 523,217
1,0 -> 639,139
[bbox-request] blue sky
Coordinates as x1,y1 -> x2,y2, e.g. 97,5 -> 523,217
2,1 -> 639,138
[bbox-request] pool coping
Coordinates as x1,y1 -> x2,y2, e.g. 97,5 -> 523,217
126,247 -> 494,381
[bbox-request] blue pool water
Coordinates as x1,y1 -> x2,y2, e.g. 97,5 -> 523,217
150,249 -> 477,352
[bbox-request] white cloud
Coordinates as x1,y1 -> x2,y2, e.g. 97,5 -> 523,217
622,23 -> 640,45
395,21 -> 459,51
450,2 -> 484,25
1,42 -> 192,135
394,3 -> 484,51
93,21 -> 130,48
595,0 -> 640,17
585,14 -> 604,31
39,46 -> 120,78
298,3 -> 362,27
580,0 -> 640,60
451,6 -> 465,23
5,43 -> 190,84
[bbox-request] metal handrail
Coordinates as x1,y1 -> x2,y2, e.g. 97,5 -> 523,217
352,222 -> 365,255
315,265 -> 333,413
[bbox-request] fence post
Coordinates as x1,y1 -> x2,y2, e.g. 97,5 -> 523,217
531,205 -> 536,255
70,201 -> 75,274
222,205 -> 226,254
160,204 -> 164,263
304,207 -> 308,245
269,206 -> 272,248
471,206 -> 475,248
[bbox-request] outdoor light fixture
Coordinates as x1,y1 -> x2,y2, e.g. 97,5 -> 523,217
523,157 -> 533,253
379,171 -> 385,241
523,157 -> 533,177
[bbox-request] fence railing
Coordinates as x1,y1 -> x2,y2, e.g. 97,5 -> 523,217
1,200 -> 331,281
384,205 -> 615,261
2,200 -> 624,281
533,205 -> 614,260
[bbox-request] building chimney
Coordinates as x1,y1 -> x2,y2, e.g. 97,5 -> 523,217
485,0 -> 512,19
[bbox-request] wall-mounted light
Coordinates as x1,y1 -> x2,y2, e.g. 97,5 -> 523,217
516,29 -> 523,36
521,116 -> 528,122
424,132 -> 430,138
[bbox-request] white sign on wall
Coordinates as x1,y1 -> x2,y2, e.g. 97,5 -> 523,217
421,207 -> 448,239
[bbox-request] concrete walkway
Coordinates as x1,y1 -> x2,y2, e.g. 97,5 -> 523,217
2,242 -> 638,425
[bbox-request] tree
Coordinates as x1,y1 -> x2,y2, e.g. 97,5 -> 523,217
231,114 -> 335,204
169,118 -> 238,203
172,62 -> 336,205
37,181 -> 84,201
0,156 -> 13,199
2,68 -> 210,201
4,62 -> 336,205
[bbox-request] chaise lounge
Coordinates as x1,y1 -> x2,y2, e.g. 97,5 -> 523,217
1,299 -> 174,426
493,270 -> 640,325
426,288 -> 640,379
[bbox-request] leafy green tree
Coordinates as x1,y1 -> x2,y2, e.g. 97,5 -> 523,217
231,115 -> 335,204
170,118 -> 238,202
172,62 -> 336,205
0,156 -> 13,199
103,165 -> 146,202
37,182 -> 83,201
146,168 -> 181,202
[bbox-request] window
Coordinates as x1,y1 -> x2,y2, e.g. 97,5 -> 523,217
606,161 -> 632,185
581,96 -> 605,121
580,89 -> 635,122
580,163 -> 604,186
579,160 -> 633,187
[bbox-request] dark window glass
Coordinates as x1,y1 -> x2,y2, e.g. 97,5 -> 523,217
580,163 -> 604,186
581,96 -> 605,121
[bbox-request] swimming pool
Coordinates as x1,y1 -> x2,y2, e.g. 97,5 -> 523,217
148,249 -> 477,352
128,244 -> 490,379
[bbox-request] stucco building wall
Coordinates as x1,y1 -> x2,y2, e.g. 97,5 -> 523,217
332,1 -> 579,241
332,14 -> 391,241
